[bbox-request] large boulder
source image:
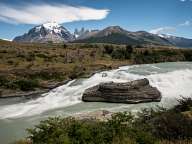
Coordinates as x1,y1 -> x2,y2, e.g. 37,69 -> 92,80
82,78 -> 161,104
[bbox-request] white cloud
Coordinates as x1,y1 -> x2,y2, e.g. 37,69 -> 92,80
179,20 -> 191,26
180,0 -> 192,2
0,3 -> 110,25
150,27 -> 176,34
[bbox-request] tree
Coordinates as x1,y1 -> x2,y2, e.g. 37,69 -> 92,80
126,45 -> 133,54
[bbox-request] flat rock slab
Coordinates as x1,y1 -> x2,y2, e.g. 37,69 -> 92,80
82,78 -> 162,104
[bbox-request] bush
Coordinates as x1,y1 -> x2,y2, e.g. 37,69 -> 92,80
175,97 -> 192,112
28,70 -> 65,81
111,46 -> 133,60
111,49 -> 125,59
126,45 -> 133,54
5,79 -> 39,91
14,79 -> 39,91
103,45 -> 114,54
151,111 -> 192,139
0,76 -> 8,86
135,97 -> 192,140
18,98 -> 192,144
183,50 -> 192,61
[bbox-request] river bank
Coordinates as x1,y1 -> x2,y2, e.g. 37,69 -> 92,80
0,62 -> 192,143
15,97 -> 192,144
1,41 -> 192,98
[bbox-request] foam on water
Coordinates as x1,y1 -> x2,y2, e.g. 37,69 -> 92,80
0,62 -> 192,119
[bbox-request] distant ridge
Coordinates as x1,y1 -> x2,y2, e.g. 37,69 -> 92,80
12,24 -> 192,48
74,26 -> 173,46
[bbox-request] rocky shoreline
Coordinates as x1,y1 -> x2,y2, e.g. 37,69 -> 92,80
0,69 -> 105,99
0,79 -> 71,99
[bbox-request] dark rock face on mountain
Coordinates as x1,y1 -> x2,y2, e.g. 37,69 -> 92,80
74,26 -> 172,46
13,22 -> 74,43
82,78 -> 161,104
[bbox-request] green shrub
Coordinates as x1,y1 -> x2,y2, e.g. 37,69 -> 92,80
19,98 -> 192,144
111,49 -> 124,59
175,97 -> 192,112
14,79 -> 39,91
183,50 -> 192,61
111,46 -> 133,59
0,76 -> 8,86
103,45 -> 114,54
126,45 -> 133,54
28,70 -> 64,81
5,79 -> 39,91
153,112 -> 192,139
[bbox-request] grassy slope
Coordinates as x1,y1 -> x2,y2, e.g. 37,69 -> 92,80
0,41 -> 130,96
0,40 -> 192,96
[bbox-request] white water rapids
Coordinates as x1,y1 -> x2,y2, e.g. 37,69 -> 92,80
0,62 -> 192,144
0,62 -> 192,119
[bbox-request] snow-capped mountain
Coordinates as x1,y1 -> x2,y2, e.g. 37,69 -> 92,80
13,23 -> 192,47
13,22 -> 74,43
158,34 -> 192,48
1,38 -> 12,42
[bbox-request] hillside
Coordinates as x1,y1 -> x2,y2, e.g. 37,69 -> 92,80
74,26 -> 172,46
0,40 -> 192,98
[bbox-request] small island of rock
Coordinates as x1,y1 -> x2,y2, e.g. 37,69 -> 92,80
82,78 -> 161,104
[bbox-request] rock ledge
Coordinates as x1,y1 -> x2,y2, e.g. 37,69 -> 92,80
82,78 -> 161,104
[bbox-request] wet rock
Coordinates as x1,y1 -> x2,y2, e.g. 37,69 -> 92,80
82,78 -> 161,104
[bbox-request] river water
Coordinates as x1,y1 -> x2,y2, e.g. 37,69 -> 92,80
0,62 -> 192,143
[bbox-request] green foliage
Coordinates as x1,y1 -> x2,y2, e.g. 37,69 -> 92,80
28,70 -> 65,81
103,45 -> 134,59
0,76 -> 39,91
26,112 -> 158,144
111,46 -> 133,60
5,79 -> 39,91
183,50 -> 192,61
175,97 -> 192,112
151,111 -> 192,139
135,97 -> 192,140
111,49 -> 125,59
126,45 -> 133,54
103,45 -> 114,54
0,75 -> 8,86
23,98 -> 192,144
132,49 -> 185,64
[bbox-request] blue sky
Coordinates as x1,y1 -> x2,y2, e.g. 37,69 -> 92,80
0,0 -> 192,40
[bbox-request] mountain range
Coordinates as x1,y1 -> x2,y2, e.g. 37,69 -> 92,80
12,22 -> 192,48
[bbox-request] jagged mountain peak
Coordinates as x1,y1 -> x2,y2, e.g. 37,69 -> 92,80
13,22 -> 74,43
42,22 -> 60,29
103,26 -> 126,33
34,22 -> 68,34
